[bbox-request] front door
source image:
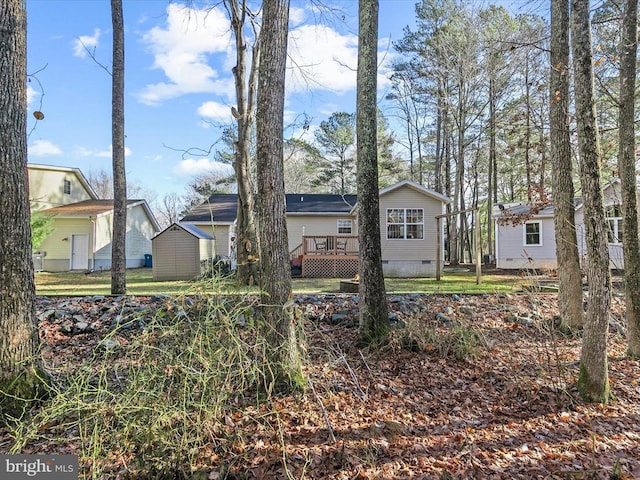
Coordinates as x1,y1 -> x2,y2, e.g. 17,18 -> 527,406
71,234 -> 89,270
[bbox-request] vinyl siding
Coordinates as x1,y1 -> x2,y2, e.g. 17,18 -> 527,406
28,168 -> 93,210
378,187 -> 443,262
212,224 -> 230,257
37,218 -> 92,271
38,204 -> 157,271
286,215 -> 357,253
185,223 -> 228,257
199,238 -> 215,261
495,217 -> 558,270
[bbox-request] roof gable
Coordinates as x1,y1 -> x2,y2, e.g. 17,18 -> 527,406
27,163 -> 99,200
379,180 -> 451,204
154,222 -> 214,240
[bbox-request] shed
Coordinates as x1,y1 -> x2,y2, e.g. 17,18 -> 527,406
152,223 -> 215,281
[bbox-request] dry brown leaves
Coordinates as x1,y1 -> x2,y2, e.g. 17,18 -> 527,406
1,292 -> 639,479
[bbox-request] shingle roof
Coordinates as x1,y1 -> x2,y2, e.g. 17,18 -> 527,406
181,193 -> 358,223
285,194 -> 357,213
181,194 -> 238,223
42,199 -> 145,216
494,198 -> 583,218
154,223 -> 214,240
178,223 -> 214,239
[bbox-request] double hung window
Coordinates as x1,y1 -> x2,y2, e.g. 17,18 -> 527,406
387,208 -> 424,240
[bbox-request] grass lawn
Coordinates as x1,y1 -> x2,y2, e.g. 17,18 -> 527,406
35,267 -> 526,296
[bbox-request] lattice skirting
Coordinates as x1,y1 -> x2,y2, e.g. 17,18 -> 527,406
302,256 -> 358,278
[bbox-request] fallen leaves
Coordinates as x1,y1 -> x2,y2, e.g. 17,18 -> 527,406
1,293 -> 639,479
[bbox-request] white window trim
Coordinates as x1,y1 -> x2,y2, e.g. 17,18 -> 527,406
337,219 -> 352,235
606,204 -> 623,245
386,207 -> 424,240
523,221 -> 542,246
607,217 -> 623,245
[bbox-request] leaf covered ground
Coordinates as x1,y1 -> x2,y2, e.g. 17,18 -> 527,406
1,292 -> 639,479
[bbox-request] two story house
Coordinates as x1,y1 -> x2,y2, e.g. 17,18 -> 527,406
29,163 -> 160,272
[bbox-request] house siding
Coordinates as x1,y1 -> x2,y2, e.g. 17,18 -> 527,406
28,167 -> 93,210
495,182 -> 629,271
185,223 -> 229,258
36,218 -> 92,272
378,186 -> 445,276
495,217 -> 557,270
287,215 -> 357,253
152,228 -> 201,280
93,206 -> 156,269
38,205 -> 157,272
199,237 -> 215,261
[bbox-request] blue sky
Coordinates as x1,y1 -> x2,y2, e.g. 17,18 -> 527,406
25,1 -> 528,201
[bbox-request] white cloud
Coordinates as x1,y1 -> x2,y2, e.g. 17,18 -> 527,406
289,6 -> 306,27
29,139 -> 62,157
27,86 -> 38,107
173,158 -> 233,177
197,101 -> 232,123
138,3 -> 234,105
74,145 -> 131,158
287,24 -> 359,95
73,28 -> 101,58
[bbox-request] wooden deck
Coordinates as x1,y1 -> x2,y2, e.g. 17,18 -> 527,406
291,236 -> 359,278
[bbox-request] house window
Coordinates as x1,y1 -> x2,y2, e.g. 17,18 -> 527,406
524,221 -> 542,246
63,179 -> 71,195
387,208 -> 424,240
337,219 -> 352,235
606,204 -> 623,244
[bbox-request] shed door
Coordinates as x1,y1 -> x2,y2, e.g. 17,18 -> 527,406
71,234 -> 89,270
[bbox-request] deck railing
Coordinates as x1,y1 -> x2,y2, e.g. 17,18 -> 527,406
302,235 -> 359,256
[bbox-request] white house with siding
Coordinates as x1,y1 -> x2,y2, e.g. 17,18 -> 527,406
493,180 -> 626,271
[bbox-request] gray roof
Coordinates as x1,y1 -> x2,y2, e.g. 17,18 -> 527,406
154,222 -> 214,239
181,193 -> 358,223
494,198 -> 583,218
181,194 -> 238,223
285,194 -> 357,213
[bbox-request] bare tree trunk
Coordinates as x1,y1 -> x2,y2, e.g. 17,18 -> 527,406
487,79 -> 495,259
255,0 -> 303,393
571,0 -> 611,403
550,0 -> 584,331
357,0 -> 389,346
618,0 -> 640,357
434,81 -> 445,193
0,0 -> 49,417
111,0 -> 127,295
524,57 -> 532,201
226,0 -> 259,286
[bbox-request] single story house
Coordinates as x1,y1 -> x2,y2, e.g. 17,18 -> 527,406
493,180 -> 625,270
151,223 -> 215,280
181,180 -> 451,277
28,163 -> 160,271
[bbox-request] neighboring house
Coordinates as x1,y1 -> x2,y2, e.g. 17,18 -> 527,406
493,180 -> 625,271
180,194 -> 238,262
28,163 -> 160,272
181,180 -> 451,277
151,223 -> 214,281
